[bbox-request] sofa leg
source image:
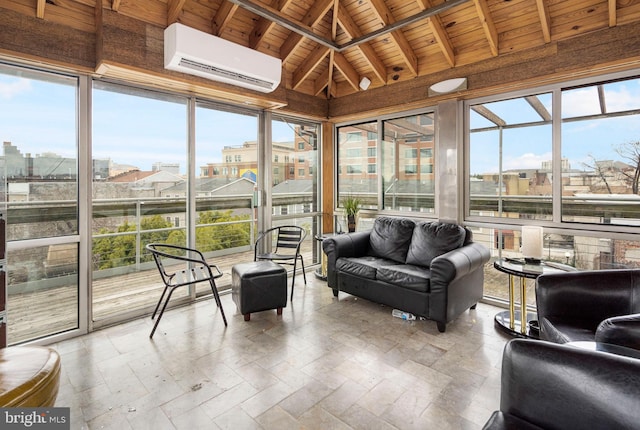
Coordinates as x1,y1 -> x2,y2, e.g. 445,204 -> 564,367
244,314 -> 250,321
437,322 -> 446,333
470,303 -> 477,310
277,307 -> 282,315
332,289 -> 339,297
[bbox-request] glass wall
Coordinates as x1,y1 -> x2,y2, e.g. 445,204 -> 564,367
193,103 -> 258,295
0,64 -> 79,344
271,115 -> 320,273
561,78 -> 640,225
92,82 -> 189,324
336,121 -> 378,230
382,112 -> 435,213
468,93 -> 553,221
467,73 -> 640,305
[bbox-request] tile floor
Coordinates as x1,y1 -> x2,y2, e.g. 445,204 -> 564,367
52,274 -> 511,429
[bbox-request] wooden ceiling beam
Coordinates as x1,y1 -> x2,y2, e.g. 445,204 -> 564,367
416,0 -> 455,67
167,0 -> 186,25
212,1 -> 239,36
279,0 -> 333,62
292,45 -> 330,90
36,0 -> 46,19
334,52 -> 360,92
337,4 -> 386,84
367,0 -> 418,76
535,0 -> 551,43
249,0 -> 279,49
609,0 -> 617,27
473,0 -> 499,56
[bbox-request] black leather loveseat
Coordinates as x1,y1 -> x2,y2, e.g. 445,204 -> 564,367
322,217 -> 490,332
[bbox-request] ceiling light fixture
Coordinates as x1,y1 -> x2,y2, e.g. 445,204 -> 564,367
359,77 -> 371,91
428,77 -> 467,96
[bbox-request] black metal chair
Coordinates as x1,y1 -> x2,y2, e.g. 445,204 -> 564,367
146,243 -> 227,338
254,225 -> 307,301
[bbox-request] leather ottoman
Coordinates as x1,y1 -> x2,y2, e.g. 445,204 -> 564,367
232,261 -> 287,321
0,346 -> 61,407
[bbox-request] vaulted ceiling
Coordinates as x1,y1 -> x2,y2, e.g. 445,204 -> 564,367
12,0 -> 640,102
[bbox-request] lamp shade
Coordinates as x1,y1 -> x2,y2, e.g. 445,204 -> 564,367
521,226 -> 543,263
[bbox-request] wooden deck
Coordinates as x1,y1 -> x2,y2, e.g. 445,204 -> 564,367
7,245 -> 319,345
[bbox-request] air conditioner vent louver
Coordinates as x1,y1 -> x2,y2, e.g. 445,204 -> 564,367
164,23 -> 281,93
177,58 -> 274,90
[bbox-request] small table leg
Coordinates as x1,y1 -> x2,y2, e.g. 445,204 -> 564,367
520,277 -> 527,335
508,274 -> 515,330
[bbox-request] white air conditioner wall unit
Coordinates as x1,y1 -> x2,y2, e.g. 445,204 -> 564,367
164,23 -> 282,93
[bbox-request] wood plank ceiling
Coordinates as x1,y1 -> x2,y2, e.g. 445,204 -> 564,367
16,0 -> 640,100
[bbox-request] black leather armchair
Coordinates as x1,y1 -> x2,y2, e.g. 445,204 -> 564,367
483,338 -> 640,430
535,268 -> 640,346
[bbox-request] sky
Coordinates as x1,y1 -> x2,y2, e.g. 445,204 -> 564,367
469,78 -> 640,175
1,68 -> 640,177
0,71 -> 296,175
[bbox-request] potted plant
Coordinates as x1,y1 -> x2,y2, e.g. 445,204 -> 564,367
342,196 -> 360,232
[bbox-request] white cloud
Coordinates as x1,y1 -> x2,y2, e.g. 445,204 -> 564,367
503,151 -> 551,171
0,78 -> 32,99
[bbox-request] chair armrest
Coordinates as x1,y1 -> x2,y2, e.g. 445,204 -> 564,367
322,231 -> 371,287
595,313 -> 640,350
536,269 -> 640,328
430,242 -> 490,290
492,338 -> 640,430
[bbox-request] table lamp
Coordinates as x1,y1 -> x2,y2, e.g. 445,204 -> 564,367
521,226 -> 543,264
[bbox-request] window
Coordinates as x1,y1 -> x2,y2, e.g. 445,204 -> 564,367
382,112 -> 435,212
298,142 -> 305,149
231,167 -> 238,175
345,131 -> 362,142
298,168 -> 305,176
225,155 -> 232,162
405,148 -> 418,158
420,148 -> 432,158
368,164 -> 377,174
337,121 -> 378,211
274,155 -> 279,162
420,164 -> 433,174
298,156 -> 305,163
468,92 -> 553,220
561,78 -> 640,225
347,165 -> 363,174
1,66 -> 80,344
234,155 -> 241,162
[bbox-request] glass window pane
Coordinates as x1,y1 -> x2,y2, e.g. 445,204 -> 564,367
0,66 -> 79,345
337,121 -> 378,217
469,94 -> 553,220
382,112 -> 435,213
92,82 -> 188,322
8,244 -> 79,344
561,77 -> 640,225
0,68 -> 78,240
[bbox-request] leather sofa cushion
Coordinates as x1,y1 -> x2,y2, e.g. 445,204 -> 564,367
336,256 -> 400,280
406,221 -> 466,267
377,264 -> 431,293
368,217 -> 416,263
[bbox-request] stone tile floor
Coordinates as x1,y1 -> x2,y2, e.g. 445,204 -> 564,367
52,274 -> 511,429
